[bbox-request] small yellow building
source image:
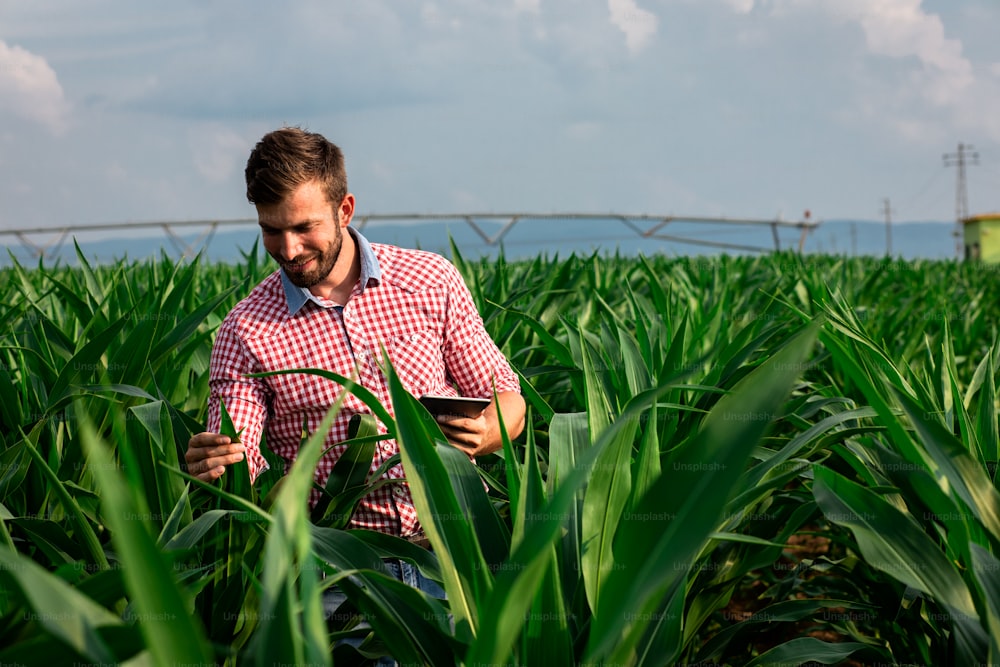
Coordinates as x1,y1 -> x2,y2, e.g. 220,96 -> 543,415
962,213 -> 1000,262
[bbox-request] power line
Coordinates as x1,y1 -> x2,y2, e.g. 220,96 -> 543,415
900,166 -> 946,215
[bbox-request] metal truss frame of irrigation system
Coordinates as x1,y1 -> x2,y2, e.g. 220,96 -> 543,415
0,212 -> 820,259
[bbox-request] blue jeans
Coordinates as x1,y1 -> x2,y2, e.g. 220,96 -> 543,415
324,558 -> 446,665
383,558 -> 446,598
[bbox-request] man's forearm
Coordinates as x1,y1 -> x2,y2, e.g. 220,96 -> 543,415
482,390 -> 526,455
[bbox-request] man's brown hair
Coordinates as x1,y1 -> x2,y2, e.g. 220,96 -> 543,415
245,127 -> 348,208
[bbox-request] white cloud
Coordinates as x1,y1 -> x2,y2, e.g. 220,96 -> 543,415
953,75 -> 1000,145
723,0 -> 755,14
0,40 -> 70,134
721,1 -> 999,141
608,0 -> 658,54
844,0 -> 973,104
564,121 -> 601,141
766,0 -> 973,105
421,3 -> 463,30
0,0 -> 997,229
190,126 -> 250,184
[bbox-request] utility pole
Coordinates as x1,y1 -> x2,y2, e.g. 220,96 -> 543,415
881,198 -> 893,256
944,142 -> 979,258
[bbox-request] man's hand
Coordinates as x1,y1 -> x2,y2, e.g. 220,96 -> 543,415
436,391 -> 526,457
436,412 -> 491,457
185,432 -> 245,482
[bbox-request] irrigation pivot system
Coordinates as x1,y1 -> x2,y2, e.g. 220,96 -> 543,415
0,211 -> 820,259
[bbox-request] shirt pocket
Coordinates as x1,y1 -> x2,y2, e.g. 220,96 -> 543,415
386,329 -> 447,397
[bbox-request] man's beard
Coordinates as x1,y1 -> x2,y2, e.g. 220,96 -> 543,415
278,226 -> 342,289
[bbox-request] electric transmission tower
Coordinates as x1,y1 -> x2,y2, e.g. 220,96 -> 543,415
881,198 -> 893,256
943,142 -> 979,257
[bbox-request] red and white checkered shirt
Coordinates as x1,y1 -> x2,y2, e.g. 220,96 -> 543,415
206,229 -> 520,537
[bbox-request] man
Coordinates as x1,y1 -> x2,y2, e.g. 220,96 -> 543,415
185,127 -> 526,544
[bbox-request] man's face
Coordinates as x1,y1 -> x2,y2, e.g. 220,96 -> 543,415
257,180 -> 344,289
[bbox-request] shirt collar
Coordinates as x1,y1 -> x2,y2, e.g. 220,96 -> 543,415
280,226 -> 382,315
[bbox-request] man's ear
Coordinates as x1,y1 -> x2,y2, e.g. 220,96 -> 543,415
337,194 -> 356,227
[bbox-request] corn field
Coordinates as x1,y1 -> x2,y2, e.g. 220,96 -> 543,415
2,240 -> 1000,666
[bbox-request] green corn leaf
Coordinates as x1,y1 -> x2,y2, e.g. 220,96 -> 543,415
813,465 -> 975,612
342,528 -> 443,583
499,406 -> 526,523
738,406 -> 879,494
470,378 -> 687,666
161,463 -> 270,523
247,367 -> 395,430
13,516 -> 86,565
813,465 -> 988,663
387,363 -> 494,642
511,410 -> 547,553
580,328 -> 612,441
218,399 -> 252,501
631,400 -> 661,515
148,280 -> 244,363
0,549 -> 125,664
970,543 -> 1000,662
494,304 -> 576,368
696,598 -> 883,662
891,386 -> 1000,544
160,508 -> 231,550
78,410 -> 216,667
336,570 -> 460,664
523,544 -> 574,667
581,410 -> 638,614
947,340 -> 982,460
312,527 -> 459,663
321,414 -> 378,497
252,398 -> 341,667
744,637 -> 874,667
0,442 -> 32,502
315,476 -> 392,529
466,431 -> 606,666
19,421 -> 108,569
72,238 -> 107,308
975,346 -> 998,465
514,366 -> 555,425
586,321 -> 819,665
46,313 -> 131,411
546,411 -> 589,601
124,400 -> 187,528
43,274 -> 97,330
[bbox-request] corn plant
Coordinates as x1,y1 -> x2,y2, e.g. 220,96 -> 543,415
2,244 -> 1000,665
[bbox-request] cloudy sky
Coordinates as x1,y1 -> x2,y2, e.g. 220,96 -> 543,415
1,0 -> 999,234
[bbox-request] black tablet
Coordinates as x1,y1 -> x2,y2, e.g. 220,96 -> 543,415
418,394 -> 491,418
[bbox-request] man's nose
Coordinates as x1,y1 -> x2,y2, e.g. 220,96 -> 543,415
278,233 -> 302,261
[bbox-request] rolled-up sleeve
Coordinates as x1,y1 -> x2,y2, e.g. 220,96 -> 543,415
441,263 -> 521,398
